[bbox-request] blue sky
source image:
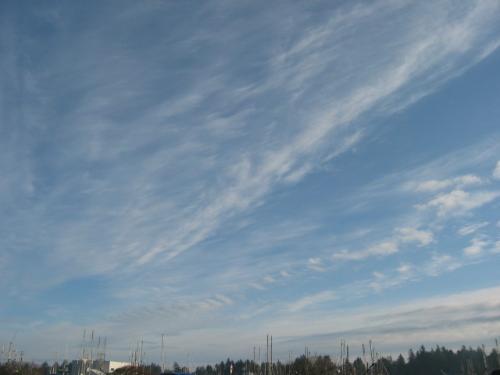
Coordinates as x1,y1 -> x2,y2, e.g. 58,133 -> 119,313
1,0 -> 500,366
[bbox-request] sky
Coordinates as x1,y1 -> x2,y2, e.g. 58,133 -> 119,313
1,0 -> 500,367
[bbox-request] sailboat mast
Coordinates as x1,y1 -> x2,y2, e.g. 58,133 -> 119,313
270,336 -> 272,375
161,334 -> 166,373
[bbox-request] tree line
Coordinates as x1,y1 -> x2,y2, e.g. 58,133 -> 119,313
1,344 -> 500,375
193,345 -> 500,375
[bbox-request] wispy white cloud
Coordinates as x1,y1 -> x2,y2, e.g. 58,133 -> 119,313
262,275 -> 276,284
493,161 -> 500,180
457,222 -> 489,236
397,263 -> 413,277
493,241 -> 500,254
463,237 -> 489,257
197,294 -> 236,311
332,226 -> 432,261
358,137 -> 500,208
287,290 -> 336,312
214,294 -> 233,305
248,282 -> 266,291
395,227 -> 434,246
308,257 -> 326,272
356,251 -> 468,294
333,240 -> 399,261
416,189 -> 500,217
280,270 -> 291,278
424,254 -> 463,277
412,174 -> 482,193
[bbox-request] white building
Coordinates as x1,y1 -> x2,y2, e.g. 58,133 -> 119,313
71,359 -> 129,375
100,361 -> 130,373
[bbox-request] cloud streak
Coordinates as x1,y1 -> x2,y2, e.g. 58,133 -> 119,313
417,189 -> 500,217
